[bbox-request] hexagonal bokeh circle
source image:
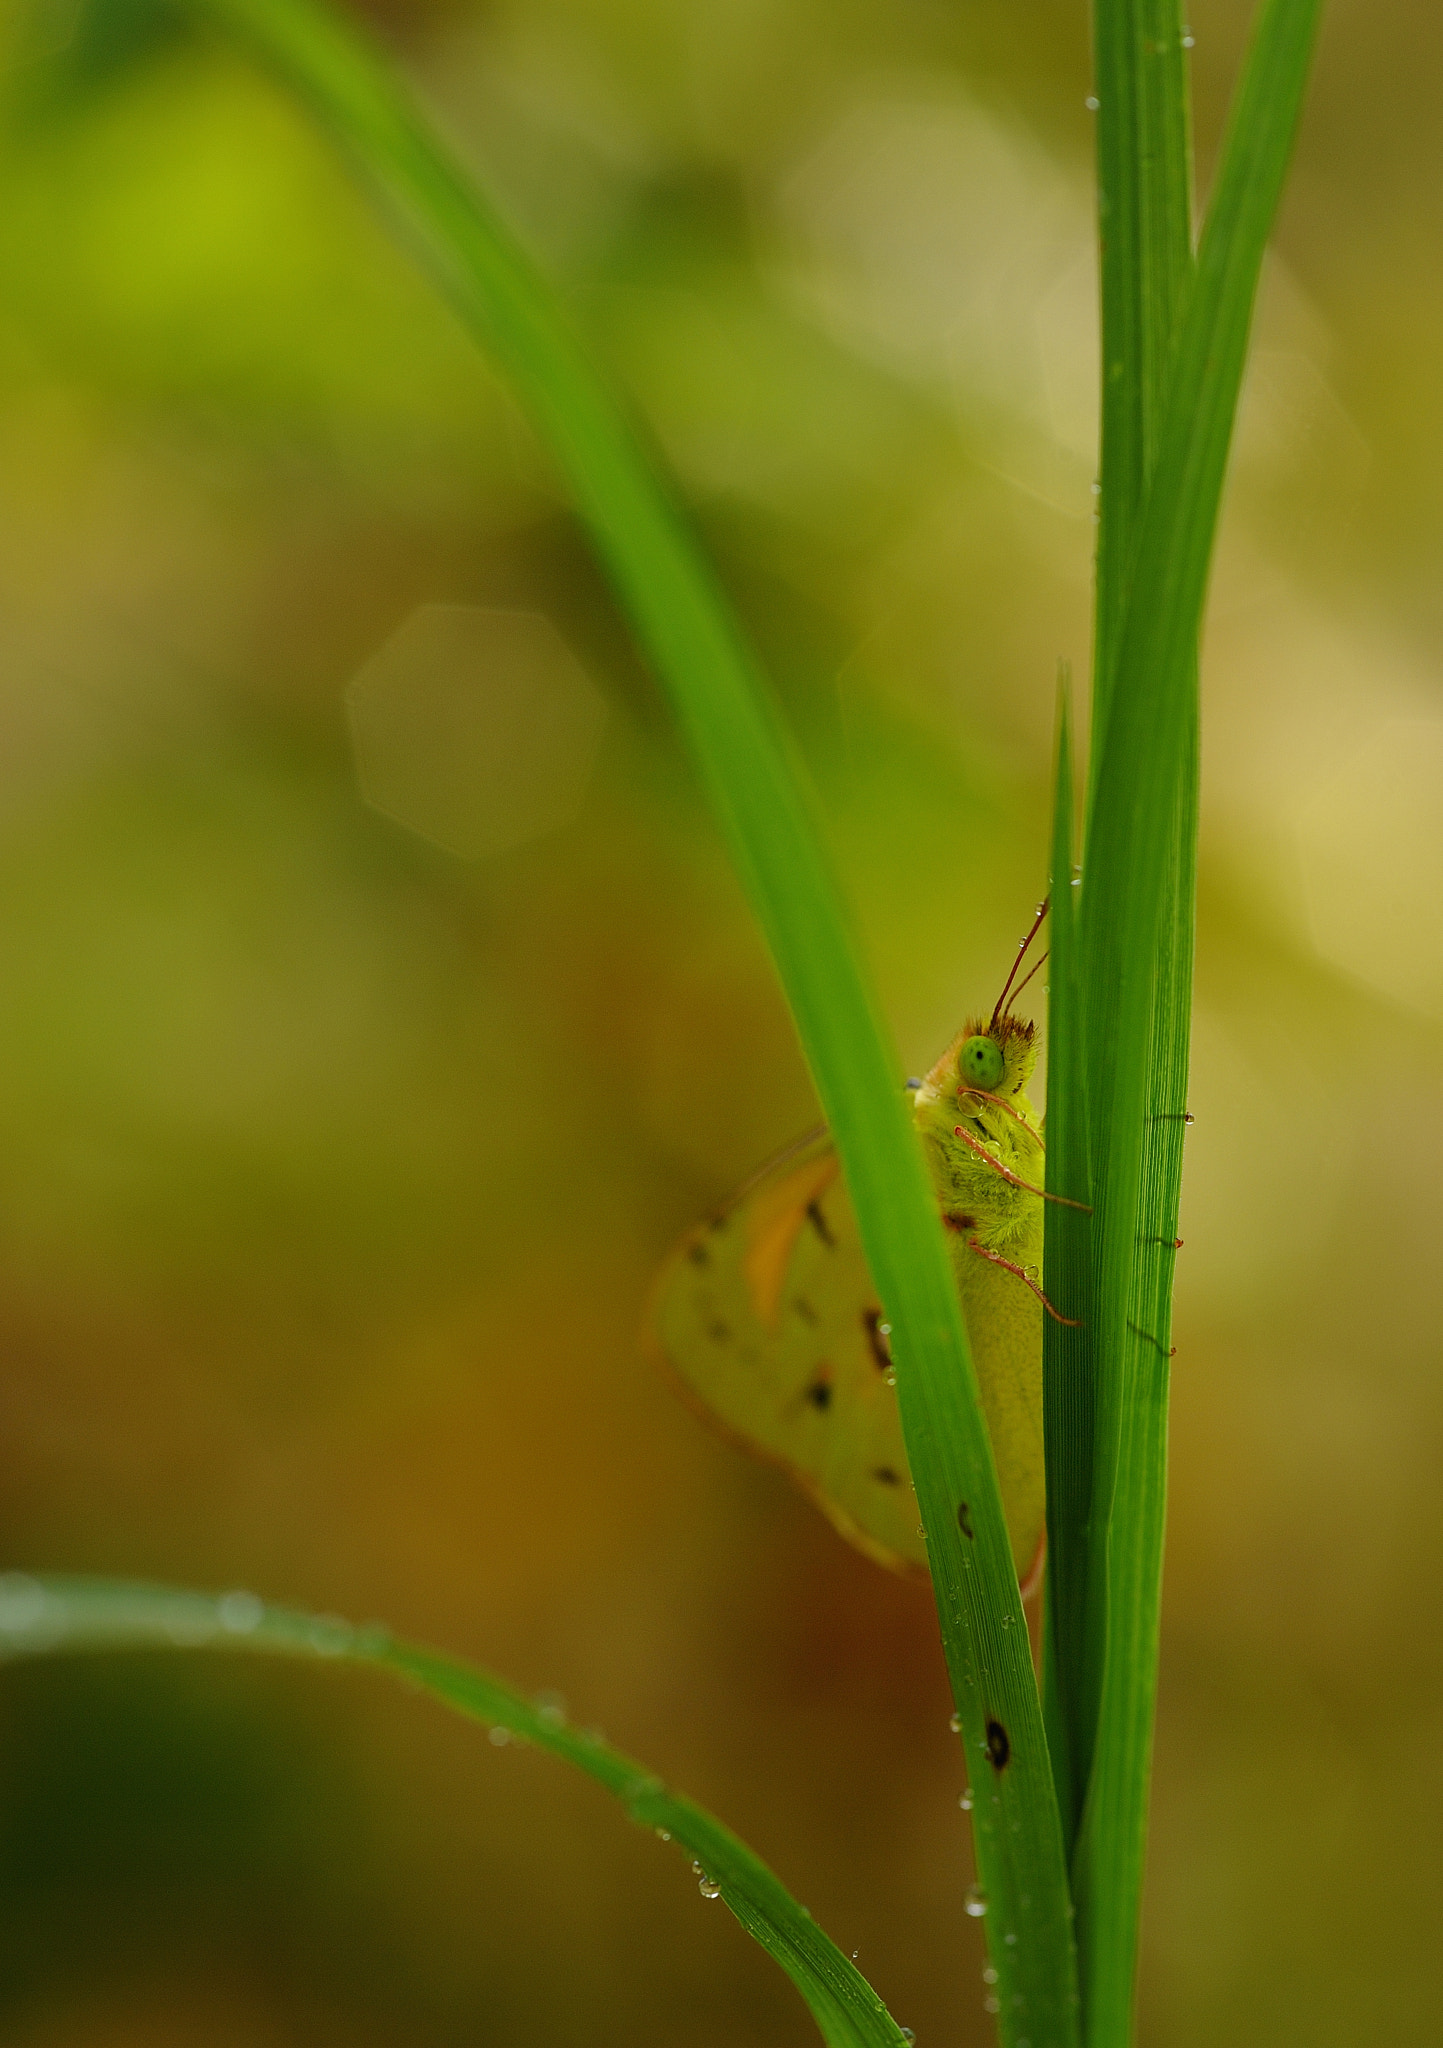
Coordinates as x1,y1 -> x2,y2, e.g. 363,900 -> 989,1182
346,606 -> 607,861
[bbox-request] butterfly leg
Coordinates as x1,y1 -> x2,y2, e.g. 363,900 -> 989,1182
950,1123 -> 1090,1212
962,1235 -> 1082,1327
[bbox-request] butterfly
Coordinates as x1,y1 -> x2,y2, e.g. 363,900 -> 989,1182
646,907 -> 1079,1595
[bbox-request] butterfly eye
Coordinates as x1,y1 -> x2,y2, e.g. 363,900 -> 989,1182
959,1035 -> 1005,1091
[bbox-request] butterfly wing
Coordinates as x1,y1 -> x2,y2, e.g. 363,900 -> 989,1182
951,1230 -> 1045,1593
648,1132 -> 927,1574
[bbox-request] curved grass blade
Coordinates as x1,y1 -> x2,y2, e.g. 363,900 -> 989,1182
1075,2 -> 1324,2040
153,0 -> 1081,2032
0,1572 -> 906,2048
1041,673 -> 1092,1849
1049,0 -> 1197,1891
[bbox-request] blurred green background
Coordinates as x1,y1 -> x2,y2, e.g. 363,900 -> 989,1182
0,0 -> 1440,2042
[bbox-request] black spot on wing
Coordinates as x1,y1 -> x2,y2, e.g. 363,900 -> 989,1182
985,1720 -> 1010,1771
872,1466 -> 902,1486
793,1297 -> 819,1326
862,1308 -> 892,1370
806,1379 -> 832,1411
957,1502 -> 974,1539
805,1200 -> 836,1248
687,1240 -> 710,1267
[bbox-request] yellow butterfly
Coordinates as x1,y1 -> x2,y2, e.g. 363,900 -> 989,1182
647,912 -> 1078,1595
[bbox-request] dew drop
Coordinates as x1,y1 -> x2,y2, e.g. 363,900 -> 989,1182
691,1859 -> 705,1874
949,1712 -> 962,1733
878,1322 -> 892,1337
1085,94 -> 1100,109
0,1575 -> 49,1637
1182,31 -> 1196,45
884,1369 -> 897,1387
964,1885 -> 989,1918
534,1689 -> 567,1725
959,1789 -> 974,1811
488,1726 -> 511,1746
1005,1932 -> 1018,1945
655,1827 -> 671,1841
901,2031 -> 916,2043
218,1590 -> 263,1635
984,1995 -> 1000,2014
699,1876 -> 722,1899
852,1950 -> 859,1960
982,1967 -> 999,1985
307,1614 -> 353,1657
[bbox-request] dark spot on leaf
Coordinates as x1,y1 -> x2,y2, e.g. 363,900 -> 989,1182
806,1200 -> 836,1247
862,1308 -> 892,1370
871,1466 -> 901,1486
957,1502 -> 974,1539
986,1720 -> 1010,1771
793,1297 -> 819,1325
943,1212 -> 978,1234
806,1379 -> 832,1411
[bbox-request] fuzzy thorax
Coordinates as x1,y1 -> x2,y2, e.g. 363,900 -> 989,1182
910,1014 -> 1044,1256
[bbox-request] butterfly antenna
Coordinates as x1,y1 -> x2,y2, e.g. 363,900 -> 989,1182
990,897 -> 1050,1031
1003,949 -> 1049,1016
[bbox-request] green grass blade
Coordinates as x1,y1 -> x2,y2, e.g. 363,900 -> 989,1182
1047,0 -> 1195,1877
158,0 -> 1080,2032
1074,2 -> 1323,2040
1041,673 -> 1092,1848
1090,0 -> 1195,750
0,1572 -> 906,2048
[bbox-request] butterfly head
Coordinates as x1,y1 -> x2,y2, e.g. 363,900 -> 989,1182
952,1013 -> 1038,1099
913,1014 -> 1039,1122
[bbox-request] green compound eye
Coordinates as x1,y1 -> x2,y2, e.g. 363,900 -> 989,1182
959,1035 -> 1005,1092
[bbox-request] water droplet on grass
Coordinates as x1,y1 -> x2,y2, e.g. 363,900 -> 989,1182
964,1885 -> 988,1918
218,1590 -> 263,1634
307,1615 -> 353,1656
